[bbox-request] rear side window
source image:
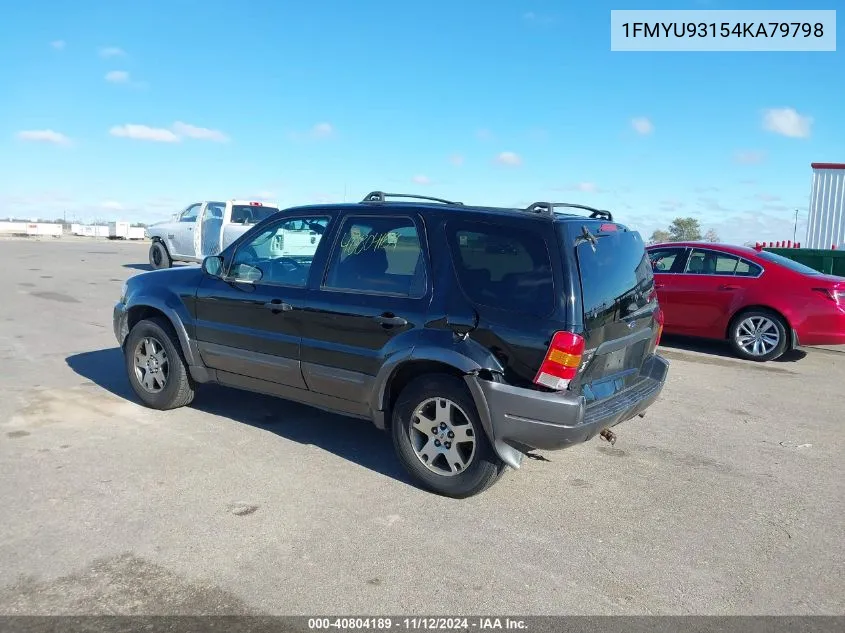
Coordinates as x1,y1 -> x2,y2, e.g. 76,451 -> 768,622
230,204 -> 279,224
573,228 -> 654,325
686,248 -> 762,276
447,222 -> 554,315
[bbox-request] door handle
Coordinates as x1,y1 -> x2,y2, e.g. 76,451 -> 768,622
654,282 -> 665,289
719,284 -> 740,290
374,313 -> 408,327
264,300 -> 293,312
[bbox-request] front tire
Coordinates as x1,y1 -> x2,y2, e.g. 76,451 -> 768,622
149,241 -> 172,270
729,309 -> 789,362
124,317 -> 195,409
391,374 -> 506,498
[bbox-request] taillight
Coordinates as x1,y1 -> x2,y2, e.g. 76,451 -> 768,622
813,288 -> 844,305
533,332 -> 585,391
655,307 -> 665,346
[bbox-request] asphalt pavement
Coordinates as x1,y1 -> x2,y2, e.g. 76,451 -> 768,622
1,237 -> 843,615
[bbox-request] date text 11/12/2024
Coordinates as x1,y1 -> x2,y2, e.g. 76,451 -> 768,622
610,10 -> 836,52
308,617 -> 528,630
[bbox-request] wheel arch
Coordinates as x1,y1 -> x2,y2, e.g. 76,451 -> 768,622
725,304 -> 792,340
125,299 -> 198,366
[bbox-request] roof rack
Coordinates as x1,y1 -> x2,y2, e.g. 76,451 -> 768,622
524,202 -> 613,222
361,191 -> 463,205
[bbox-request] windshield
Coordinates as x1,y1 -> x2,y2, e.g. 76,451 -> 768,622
756,251 -> 820,276
230,205 -> 279,224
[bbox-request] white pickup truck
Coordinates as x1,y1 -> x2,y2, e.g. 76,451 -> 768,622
145,199 -> 321,269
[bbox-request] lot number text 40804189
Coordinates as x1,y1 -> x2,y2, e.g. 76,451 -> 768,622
308,617 -> 528,630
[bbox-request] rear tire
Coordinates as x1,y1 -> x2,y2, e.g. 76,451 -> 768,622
728,309 -> 789,362
391,374 -> 506,498
149,241 -> 172,270
124,317 -> 195,409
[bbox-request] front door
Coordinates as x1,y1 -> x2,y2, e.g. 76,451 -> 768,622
298,212 -> 432,408
171,203 -> 201,257
194,213 -> 335,389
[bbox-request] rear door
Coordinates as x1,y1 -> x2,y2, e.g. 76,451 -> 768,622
297,212 -> 431,410
669,247 -> 763,338
563,222 -> 661,403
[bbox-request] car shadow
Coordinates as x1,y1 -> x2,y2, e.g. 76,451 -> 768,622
659,334 -> 808,363
65,348 -> 412,485
123,264 -> 154,271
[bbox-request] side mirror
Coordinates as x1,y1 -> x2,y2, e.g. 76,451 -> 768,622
202,255 -> 224,278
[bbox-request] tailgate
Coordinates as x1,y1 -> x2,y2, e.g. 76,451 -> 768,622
562,222 -> 660,403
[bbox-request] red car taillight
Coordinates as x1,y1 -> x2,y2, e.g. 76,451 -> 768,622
533,332 -> 585,391
655,307 -> 665,346
813,287 -> 845,305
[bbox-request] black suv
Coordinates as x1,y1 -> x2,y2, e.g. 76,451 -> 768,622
114,191 -> 669,497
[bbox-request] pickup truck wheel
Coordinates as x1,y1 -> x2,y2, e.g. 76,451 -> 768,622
124,317 -> 195,409
728,309 -> 788,362
149,241 -> 172,270
391,374 -> 505,498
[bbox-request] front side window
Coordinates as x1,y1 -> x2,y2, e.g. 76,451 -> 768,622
228,216 -> 330,286
180,204 -> 200,223
322,215 -> 427,297
648,247 -> 685,273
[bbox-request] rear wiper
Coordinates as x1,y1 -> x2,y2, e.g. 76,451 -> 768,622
575,225 -> 599,251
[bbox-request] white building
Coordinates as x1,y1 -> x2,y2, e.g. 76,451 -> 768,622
805,163 -> 845,249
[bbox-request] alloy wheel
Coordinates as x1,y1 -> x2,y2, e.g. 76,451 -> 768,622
133,336 -> 169,393
409,397 -> 476,476
735,316 -> 780,357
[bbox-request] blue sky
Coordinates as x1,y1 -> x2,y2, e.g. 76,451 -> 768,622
0,0 -> 842,244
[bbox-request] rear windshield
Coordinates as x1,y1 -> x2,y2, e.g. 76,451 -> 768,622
570,226 -> 654,326
230,205 -> 278,224
756,250 -> 820,275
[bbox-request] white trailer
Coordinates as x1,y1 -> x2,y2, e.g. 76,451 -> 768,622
109,221 -> 131,239
806,163 -> 845,249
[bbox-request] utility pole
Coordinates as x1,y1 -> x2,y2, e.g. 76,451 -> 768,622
793,209 -> 799,244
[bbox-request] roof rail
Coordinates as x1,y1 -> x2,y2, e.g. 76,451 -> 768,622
525,202 -> 613,222
361,191 -> 463,205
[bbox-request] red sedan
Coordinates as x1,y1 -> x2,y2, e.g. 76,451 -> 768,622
646,242 -> 845,361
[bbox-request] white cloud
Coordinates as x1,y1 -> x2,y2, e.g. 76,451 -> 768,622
50,40 -> 66,50
631,117 -> 654,135
575,182 -> 598,193
311,122 -> 334,138
756,193 -> 780,202
105,70 -> 130,83
109,122 -> 229,143
449,154 -> 465,167
109,124 -> 180,143
660,199 -> 685,212
495,151 -> 522,166
99,46 -> 126,58
762,107 -> 812,139
734,150 -> 766,164
172,121 -> 229,142
412,175 -> 431,185
16,129 -> 71,145
99,200 -> 124,211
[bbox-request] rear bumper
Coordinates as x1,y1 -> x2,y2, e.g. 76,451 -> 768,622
472,354 -> 669,461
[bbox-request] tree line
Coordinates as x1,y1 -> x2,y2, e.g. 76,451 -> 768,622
649,217 -> 719,245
